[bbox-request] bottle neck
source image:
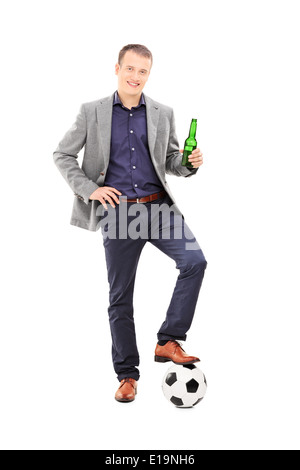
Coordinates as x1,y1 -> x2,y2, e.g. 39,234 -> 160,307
189,120 -> 197,139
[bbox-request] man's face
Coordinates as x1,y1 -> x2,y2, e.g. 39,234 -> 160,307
115,50 -> 151,98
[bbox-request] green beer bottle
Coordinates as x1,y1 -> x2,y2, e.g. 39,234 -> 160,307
181,118 -> 197,168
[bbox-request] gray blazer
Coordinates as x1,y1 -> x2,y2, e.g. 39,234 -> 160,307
53,92 -> 198,231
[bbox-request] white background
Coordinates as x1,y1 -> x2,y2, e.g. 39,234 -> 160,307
0,0 -> 299,451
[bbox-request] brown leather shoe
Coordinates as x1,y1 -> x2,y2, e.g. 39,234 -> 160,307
154,340 -> 200,365
115,378 -> 137,403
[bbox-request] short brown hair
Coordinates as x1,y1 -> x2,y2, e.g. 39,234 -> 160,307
118,44 -> 153,67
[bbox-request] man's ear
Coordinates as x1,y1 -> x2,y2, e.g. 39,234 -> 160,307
115,63 -> 120,75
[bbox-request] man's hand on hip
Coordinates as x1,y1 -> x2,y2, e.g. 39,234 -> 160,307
89,186 -> 122,210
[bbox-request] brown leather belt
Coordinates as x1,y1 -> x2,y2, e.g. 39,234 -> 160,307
121,190 -> 167,204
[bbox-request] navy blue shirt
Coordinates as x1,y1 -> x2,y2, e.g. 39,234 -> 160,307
104,91 -> 164,198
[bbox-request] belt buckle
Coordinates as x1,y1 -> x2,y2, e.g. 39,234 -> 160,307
136,198 -> 140,204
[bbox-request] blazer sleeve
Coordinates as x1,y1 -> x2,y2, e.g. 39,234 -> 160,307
53,103 -> 99,205
165,108 -> 198,178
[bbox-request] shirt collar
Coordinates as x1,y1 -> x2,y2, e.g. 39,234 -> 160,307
113,90 -> 146,107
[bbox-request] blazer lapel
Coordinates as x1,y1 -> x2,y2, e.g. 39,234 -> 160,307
96,93 -> 114,169
144,94 -> 160,165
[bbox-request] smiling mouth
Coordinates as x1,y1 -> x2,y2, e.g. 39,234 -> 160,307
127,81 -> 140,88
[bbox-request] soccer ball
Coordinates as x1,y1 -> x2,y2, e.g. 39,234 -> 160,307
162,364 -> 207,408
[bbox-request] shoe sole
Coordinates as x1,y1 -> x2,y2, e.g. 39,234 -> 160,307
115,397 -> 135,403
154,355 -> 200,364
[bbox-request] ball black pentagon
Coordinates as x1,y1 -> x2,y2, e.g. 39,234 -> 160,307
165,372 -> 177,387
182,363 -> 196,370
170,396 -> 184,406
186,378 -> 199,393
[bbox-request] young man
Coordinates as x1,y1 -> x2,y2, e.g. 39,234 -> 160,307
53,44 -> 207,403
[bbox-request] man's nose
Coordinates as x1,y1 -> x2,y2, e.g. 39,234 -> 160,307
131,72 -> 139,82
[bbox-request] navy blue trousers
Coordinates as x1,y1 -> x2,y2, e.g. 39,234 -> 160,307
99,195 -> 207,381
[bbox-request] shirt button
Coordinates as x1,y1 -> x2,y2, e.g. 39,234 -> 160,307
132,147 -> 135,151
130,130 -> 133,133
133,166 -> 136,169
134,184 -> 138,188
130,113 -> 133,117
